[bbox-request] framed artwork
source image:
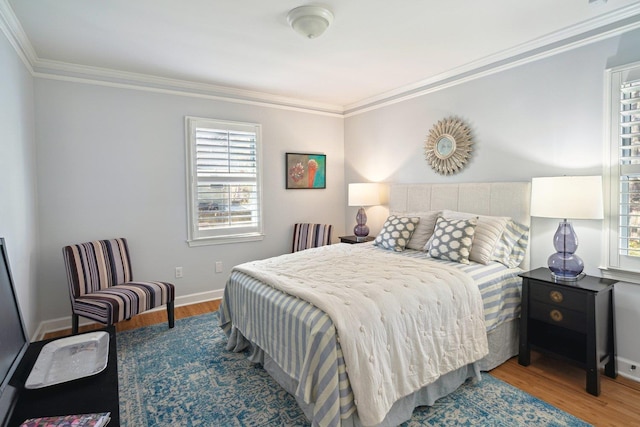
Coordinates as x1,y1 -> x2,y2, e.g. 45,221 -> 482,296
286,153 -> 326,189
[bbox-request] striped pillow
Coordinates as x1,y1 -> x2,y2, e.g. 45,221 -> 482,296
491,220 -> 529,268
441,210 -> 510,264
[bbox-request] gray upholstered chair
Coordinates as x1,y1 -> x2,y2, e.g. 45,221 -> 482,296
292,223 -> 333,252
62,238 -> 175,334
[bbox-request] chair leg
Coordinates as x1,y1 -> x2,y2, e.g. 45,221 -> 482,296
72,314 -> 79,335
167,301 -> 175,328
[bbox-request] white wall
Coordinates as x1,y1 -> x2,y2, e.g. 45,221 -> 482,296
34,79 -> 345,324
0,32 -> 39,337
344,29 -> 640,377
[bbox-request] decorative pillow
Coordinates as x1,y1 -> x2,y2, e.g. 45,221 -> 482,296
390,210 -> 440,250
374,215 -> 420,252
492,220 -> 530,268
441,210 -> 510,265
425,216 -> 478,264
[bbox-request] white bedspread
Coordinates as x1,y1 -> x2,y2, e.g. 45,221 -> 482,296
234,244 -> 489,426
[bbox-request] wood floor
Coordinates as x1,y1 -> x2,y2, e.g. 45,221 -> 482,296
43,300 -> 222,339
45,300 -> 640,426
492,353 -> 640,426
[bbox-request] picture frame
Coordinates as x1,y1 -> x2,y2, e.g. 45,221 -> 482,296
286,153 -> 326,189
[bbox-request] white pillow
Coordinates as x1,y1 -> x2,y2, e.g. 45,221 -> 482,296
390,210 -> 440,250
441,210 -> 510,264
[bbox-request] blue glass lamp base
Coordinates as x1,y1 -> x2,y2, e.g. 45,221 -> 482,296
547,220 -> 584,281
548,252 -> 584,281
354,207 -> 370,241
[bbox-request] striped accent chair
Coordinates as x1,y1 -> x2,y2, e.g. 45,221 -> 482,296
292,223 -> 333,252
62,238 -> 175,335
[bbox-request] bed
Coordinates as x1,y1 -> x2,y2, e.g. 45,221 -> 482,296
219,182 -> 531,427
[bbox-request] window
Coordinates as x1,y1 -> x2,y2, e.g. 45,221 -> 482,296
185,117 -> 263,246
606,62 -> 640,273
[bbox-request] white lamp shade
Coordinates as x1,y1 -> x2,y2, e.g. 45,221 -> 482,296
530,176 -> 604,219
348,183 -> 381,207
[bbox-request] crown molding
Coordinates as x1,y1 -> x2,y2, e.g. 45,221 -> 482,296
344,3 -> 640,116
2,0 -> 640,118
33,69 -> 345,118
0,0 -> 35,73
31,58 -> 345,116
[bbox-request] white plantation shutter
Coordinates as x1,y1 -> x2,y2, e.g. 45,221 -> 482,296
619,78 -> 640,257
607,63 -> 640,272
186,117 -> 263,245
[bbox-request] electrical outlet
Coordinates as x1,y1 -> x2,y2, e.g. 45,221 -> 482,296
215,261 -> 223,273
175,267 -> 183,278
618,358 -> 640,381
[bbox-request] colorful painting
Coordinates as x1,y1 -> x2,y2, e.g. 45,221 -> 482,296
286,153 -> 326,189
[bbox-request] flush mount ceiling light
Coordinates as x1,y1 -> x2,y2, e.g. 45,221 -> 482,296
287,5 -> 334,39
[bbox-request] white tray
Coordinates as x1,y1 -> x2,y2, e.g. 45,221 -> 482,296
25,331 -> 110,389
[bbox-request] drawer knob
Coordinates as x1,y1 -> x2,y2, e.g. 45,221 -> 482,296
550,309 -> 564,322
549,290 -> 564,303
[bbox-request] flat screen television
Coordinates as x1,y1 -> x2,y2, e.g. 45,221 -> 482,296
0,238 -> 29,426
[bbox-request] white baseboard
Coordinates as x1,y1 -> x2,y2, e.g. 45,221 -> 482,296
617,356 -> 640,382
32,289 -> 224,341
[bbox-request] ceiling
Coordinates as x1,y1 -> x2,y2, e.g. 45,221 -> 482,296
5,0 -> 640,113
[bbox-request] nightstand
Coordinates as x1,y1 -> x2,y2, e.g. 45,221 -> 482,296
339,235 -> 374,244
518,267 -> 617,396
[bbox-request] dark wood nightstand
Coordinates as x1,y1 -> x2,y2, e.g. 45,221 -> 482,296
339,235 -> 374,244
518,267 -> 617,396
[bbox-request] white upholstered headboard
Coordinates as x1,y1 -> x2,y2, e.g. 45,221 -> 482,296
389,182 -> 531,268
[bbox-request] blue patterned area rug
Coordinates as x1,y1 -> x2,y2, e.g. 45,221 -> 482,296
117,312 -> 591,426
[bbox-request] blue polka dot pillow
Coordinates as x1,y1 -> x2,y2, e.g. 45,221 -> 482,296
374,215 -> 420,252
425,216 -> 478,264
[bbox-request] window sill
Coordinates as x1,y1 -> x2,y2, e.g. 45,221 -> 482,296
600,267 -> 640,284
187,233 -> 264,247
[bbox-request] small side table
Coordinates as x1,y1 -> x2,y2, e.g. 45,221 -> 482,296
9,326 -> 120,426
518,267 -> 617,396
339,235 -> 374,244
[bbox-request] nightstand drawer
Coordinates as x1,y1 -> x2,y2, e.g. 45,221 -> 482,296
529,281 -> 586,310
529,300 -> 587,333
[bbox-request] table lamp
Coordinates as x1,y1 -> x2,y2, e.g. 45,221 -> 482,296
348,183 -> 381,242
530,176 -> 604,281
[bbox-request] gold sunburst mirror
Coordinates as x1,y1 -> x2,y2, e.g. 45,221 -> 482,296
424,117 -> 473,175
